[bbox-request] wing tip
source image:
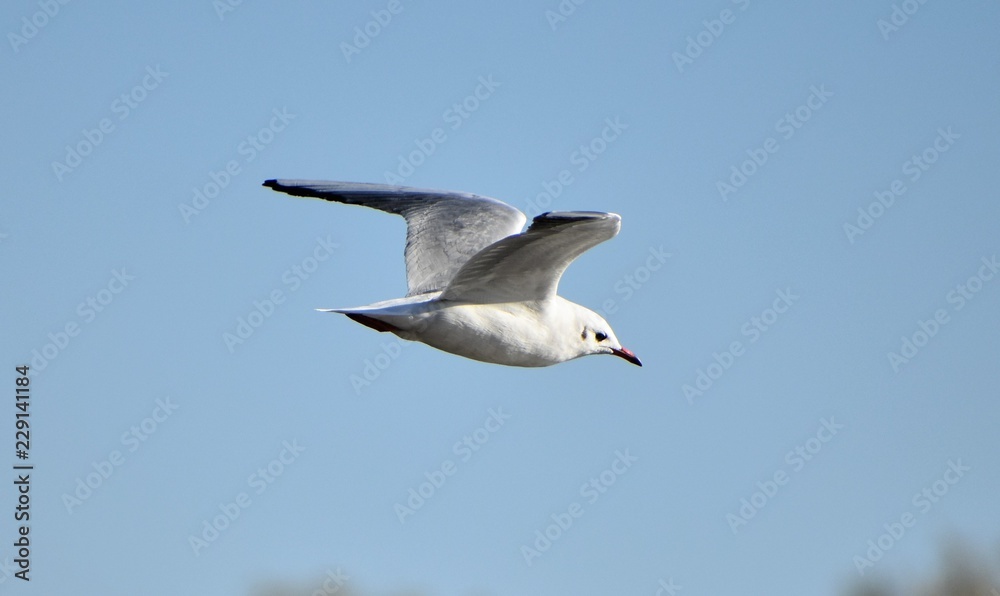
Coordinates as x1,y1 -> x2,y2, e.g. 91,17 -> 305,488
262,179 -> 321,199
531,211 -> 621,230
536,210 -> 619,220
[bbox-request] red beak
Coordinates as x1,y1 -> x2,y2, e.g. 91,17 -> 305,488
611,347 -> 642,367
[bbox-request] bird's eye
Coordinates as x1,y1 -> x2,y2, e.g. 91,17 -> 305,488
595,332 -> 608,342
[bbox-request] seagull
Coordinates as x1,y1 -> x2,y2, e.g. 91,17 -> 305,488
263,180 -> 641,368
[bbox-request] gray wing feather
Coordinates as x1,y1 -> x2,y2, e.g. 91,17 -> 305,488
441,211 -> 621,303
263,180 -> 527,295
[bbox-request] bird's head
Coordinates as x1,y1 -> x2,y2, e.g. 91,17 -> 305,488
570,305 -> 642,367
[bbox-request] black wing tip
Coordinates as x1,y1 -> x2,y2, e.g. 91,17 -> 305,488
262,179 -> 323,199
531,211 -> 620,230
262,179 -> 408,198
535,210 -> 616,221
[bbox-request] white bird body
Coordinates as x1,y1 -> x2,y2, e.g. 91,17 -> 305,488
264,179 -> 641,368
329,294 -> 599,367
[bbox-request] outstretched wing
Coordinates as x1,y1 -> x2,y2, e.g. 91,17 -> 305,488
441,211 -> 621,303
263,180 -> 526,296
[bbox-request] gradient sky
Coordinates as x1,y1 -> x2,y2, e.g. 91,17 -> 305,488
2,1 -> 999,595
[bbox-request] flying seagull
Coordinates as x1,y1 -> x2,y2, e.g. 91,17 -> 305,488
263,180 -> 641,368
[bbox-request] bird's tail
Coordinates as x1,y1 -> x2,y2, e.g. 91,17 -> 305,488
316,308 -> 400,333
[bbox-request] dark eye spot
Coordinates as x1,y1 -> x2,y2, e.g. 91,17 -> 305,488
581,329 -> 588,340
595,332 -> 608,342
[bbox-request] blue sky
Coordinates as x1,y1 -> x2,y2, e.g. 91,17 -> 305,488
2,1 -> 999,594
